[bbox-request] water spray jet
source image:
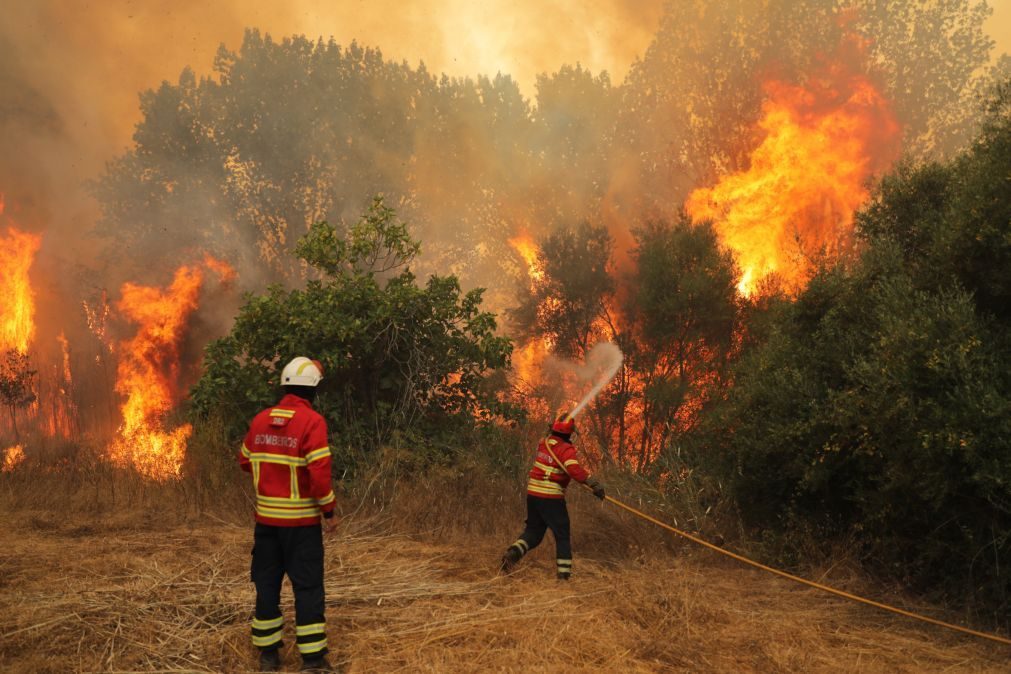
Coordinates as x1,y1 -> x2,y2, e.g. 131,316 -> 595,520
566,342 -> 623,420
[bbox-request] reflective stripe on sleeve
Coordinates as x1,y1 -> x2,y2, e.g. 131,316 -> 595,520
305,446 -> 331,463
317,491 -> 336,506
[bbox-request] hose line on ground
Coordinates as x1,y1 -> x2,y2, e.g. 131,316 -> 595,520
592,488 -> 1011,648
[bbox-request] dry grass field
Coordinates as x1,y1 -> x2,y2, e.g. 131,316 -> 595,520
1,466 -> 1008,673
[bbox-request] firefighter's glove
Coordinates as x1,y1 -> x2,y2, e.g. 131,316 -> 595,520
587,477 -> 606,501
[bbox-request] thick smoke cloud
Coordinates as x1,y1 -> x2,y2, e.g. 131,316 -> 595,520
0,0 -> 666,373
0,0 -> 1007,368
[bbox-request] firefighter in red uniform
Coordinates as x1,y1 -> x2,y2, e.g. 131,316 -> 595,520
500,414 -> 605,579
239,356 -> 337,673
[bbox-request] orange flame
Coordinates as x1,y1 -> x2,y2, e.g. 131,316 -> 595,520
2,444 -> 25,472
202,253 -> 237,285
0,202 -> 41,353
107,265 -> 205,480
508,231 -> 552,385
686,53 -> 901,296
508,231 -> 544,284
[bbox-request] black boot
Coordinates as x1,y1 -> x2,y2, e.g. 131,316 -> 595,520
500,546 -> 523,573
557,571 -> 571,581
301,654 -> 335,672
258,648 -> 282,672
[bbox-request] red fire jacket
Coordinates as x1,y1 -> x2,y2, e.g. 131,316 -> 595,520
527,434 -> 590,499
238,394 -> 336,526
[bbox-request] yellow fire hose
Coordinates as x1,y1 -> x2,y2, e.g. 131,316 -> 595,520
592,486 -> 1011,647
542,436 -> 1009,648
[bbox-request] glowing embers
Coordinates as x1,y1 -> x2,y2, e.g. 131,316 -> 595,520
686,51 -> 901,297
2,444 -> 25,472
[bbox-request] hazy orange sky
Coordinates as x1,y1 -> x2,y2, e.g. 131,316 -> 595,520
1,0 -> 1008,228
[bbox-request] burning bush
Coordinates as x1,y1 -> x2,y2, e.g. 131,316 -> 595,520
694,85 -> 1011,622
191,197 -> 515,472
511,216 -> 740,468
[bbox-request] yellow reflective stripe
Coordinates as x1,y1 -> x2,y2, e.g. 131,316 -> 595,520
317,491 -> 336,506
252,633 -> 282,647
257,504 -> 320,515
270,408 -> 296,417
241,444 -> 251,458
290,465 -> 299,499
533,461 -> 561,475
563,459 -> 579,467
527,485 -> 564,497
528,477 -> 563,490
296,623 -> 326,636
256,505 -> 321,519
528,483 -> 563,493
511,539 -> 529,552
252,461 -> 261,490
546,438 -> 558,446
249,452 -> 307,466
297,638 -> 327,654
257,494 -> 317,507
528,488 -> 563,498
252,616 -> 283,630
305,446 -> 331,463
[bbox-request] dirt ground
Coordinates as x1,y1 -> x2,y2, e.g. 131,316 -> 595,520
1,506 -> 1007,673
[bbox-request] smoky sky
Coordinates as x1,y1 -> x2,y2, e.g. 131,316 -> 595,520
1,0 -> 1008,354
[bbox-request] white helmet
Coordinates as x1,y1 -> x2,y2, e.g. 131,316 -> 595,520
281,356 -> 324,387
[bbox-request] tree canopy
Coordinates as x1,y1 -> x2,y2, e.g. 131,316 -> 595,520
693,83 -> 1011,621
190,198 -> 513,466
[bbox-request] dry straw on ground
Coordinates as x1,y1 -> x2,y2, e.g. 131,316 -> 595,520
1,502 -> 1007,673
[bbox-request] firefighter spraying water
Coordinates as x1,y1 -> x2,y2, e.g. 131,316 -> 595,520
500,344 -> 623,578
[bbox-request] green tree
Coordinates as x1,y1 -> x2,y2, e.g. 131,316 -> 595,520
0,349 -> 37,441
511,222 -> 616,356
624,217 -> 739,466
699,81 -> 1011,620
191,197 -> 513,466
